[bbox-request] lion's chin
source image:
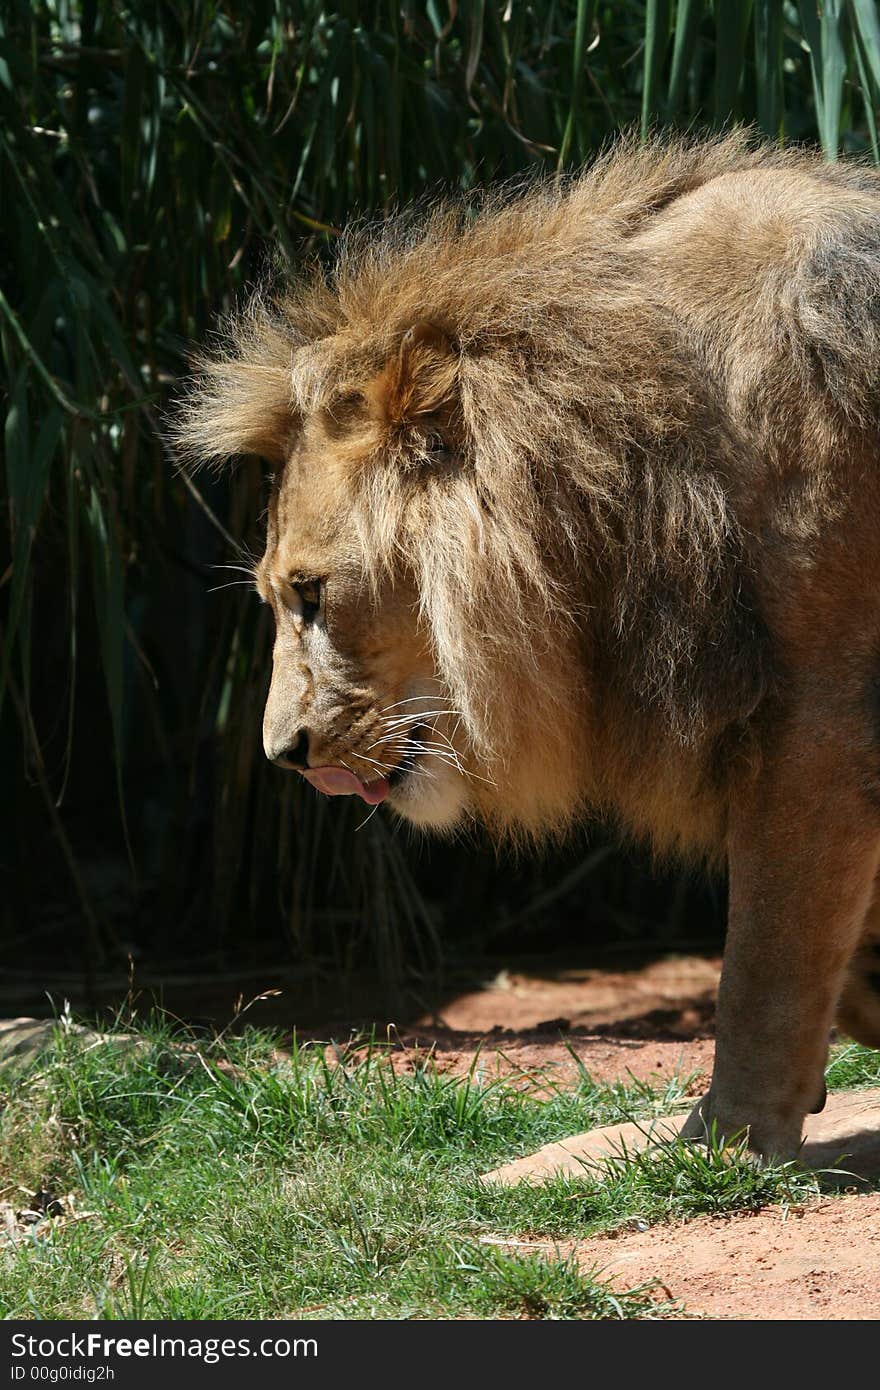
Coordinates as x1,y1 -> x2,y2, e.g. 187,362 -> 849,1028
386,761 -> 469,832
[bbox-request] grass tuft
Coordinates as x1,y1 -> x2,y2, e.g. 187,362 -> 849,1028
825,1039 -> 880,1091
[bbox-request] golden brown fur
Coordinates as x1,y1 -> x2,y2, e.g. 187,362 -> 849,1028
177,132 -> 880,1159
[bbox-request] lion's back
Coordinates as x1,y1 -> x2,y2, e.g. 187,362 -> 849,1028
628,156 -> 880,444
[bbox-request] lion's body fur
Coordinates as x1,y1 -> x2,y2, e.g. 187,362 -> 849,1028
180,131 -> 880,1158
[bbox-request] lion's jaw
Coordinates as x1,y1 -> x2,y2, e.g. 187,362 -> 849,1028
382,724 -> 470,832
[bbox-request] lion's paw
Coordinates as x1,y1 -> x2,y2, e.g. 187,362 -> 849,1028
679,1093 -> 803,1165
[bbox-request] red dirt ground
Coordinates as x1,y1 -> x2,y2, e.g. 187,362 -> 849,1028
569,1196 -> 880,1320
331,952 -> 879,1320
334,953 -> 720,1091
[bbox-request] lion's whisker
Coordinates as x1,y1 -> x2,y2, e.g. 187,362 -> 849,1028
376,695 -> 455,715
210,562 -> 257,576
354,802 -> 382,832
380,706 -> 460,723
374,736 -> 488,782
352,749 -> 433,782
352,753 -> 397,775
423,724 -> 460,757
377,710 -> 463,734
401,739 -> 496,787
347,750 -> 397,772
368,737 -> 461,776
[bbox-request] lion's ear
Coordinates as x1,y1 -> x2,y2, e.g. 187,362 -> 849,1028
173,358 -> 297,470
377,323 -> 458,425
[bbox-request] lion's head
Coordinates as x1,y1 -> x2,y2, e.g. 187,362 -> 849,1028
190,302 -> 592,837
251,322 -> 487,833
176,137 -> 773,847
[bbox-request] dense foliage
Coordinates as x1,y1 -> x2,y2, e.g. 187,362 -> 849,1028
2,2 -> 879,998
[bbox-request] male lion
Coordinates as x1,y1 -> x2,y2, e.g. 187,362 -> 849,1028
178,134 -> 880,1162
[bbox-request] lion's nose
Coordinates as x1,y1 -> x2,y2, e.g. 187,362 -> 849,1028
270,729 -> 310,770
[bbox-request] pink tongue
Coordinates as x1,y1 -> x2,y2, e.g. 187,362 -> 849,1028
302,766 -> 389,805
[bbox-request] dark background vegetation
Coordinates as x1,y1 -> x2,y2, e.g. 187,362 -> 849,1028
3,1 -> 880,1016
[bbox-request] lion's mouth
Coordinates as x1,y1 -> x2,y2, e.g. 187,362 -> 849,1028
386,723 -> 426,789
301,766 -> 388,804
301,724 -> 427,805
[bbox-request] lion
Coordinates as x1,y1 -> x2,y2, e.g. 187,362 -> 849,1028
176,132 -> 880,1163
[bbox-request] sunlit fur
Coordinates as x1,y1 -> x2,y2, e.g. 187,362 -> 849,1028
176,131 -> 880,856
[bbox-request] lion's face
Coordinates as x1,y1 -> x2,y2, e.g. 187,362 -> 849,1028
256,372 -> 472,832
185,315 -> 592,840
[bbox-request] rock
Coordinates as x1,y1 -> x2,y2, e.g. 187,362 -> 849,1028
0,1018 -> 67,1078
480,1088 -> 880,1185
0,1016 -> 136,1080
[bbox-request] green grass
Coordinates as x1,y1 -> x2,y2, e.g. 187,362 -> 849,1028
0,1017 -> 856,1321
824,1039 -> 880,1090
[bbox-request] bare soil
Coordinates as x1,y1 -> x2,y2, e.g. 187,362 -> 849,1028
345,952 -> 880,1321
570,1197 -> 880,1320
335,953 -> 721,1091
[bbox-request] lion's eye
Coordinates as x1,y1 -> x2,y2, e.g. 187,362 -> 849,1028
294,578 -> 322,623
422,431 -> 451,463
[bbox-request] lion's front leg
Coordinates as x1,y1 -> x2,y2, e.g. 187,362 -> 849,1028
682,708 -> 880,1162
836,884 -> 880,1047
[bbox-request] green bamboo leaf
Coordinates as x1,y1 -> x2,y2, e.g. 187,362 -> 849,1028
797,0 -> 827,134
714,0 -> 753,126
852,15 -> 880,160
4,405 -> 63,673
1,377 -> 61,705
66,270 -> 144,400
84,472 -> 132,864
668,0 -> 705,116
754,0 -> 784,139
850,0 -> 880,96
642,0 -> 671,137
558,0 -> 597,168
820,0 -> 848,157
375,44 -> 401,198
464,0 -> 486,108
5,398 -> 62,571
58,430 -> 82,808
85,484 -> 124,737
0,117 -> 104,279
0,8 -> 12,92
121,41 -> 148,219
356,36 -> 377,204
0,287 -> 83,417
209,160 -> 233,244
289,21 -> 349,206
